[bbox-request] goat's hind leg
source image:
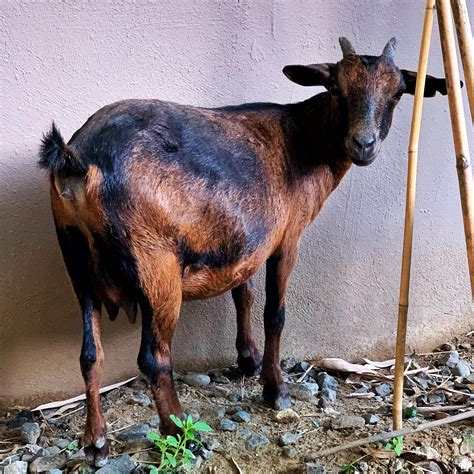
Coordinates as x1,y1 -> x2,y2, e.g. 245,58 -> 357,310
55,226 -> 108,466
232,280 -> 262,375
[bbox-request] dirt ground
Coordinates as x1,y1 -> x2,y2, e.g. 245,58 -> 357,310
1,333 -> 473,473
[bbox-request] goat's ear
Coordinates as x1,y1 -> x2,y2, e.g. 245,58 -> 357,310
400,69 -> 461,97
283,63 -> 335,87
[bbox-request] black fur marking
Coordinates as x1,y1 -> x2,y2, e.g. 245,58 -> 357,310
39,122 -> 85,174
54,225 -> 99,378
137,292 -> 172,383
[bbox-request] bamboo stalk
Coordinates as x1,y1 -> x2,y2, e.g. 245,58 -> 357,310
437,0 -> 474,299
393,0 -> 435,432
451,0 -> 474,123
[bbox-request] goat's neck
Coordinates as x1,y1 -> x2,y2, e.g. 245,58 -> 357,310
288,92 -> 351,187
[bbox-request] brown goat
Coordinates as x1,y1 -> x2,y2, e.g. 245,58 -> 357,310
39,38 -> 448,466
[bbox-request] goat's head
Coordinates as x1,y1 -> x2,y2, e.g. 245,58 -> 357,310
283,37 -> 449,166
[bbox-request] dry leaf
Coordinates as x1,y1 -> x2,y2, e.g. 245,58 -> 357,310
312,358 -> 378,375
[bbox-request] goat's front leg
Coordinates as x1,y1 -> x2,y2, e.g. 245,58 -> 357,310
232,280 -> 262,375
137,266 -> 184,435
260,246 -> 298,410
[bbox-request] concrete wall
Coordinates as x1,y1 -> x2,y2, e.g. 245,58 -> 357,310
1,0 -> 472,408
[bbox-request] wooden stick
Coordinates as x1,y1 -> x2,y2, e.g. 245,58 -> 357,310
393,0 -> 435,431
451,0 -> 474,123
312,409 -> 474,458
437,0 -> 474,299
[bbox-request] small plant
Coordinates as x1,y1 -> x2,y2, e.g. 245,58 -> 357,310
341,461 -> 360,472
147,414 -> 212,472
385,435 -> 403,456
66,440 -> 79,453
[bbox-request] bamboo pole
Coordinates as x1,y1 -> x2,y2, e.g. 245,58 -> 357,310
392,0 -> 435,431
451,0 -> 474,123
437,0 -> 474,299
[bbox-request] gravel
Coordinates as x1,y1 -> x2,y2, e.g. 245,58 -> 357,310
218,418 -> 237,431
20,422 -> 41,445
149,415 -> 160,427
279,432 -> 301,446
452,361 -> 471,377
129,392 -> 152,407
29,452 -> 67,473
320,387 -> 337,402
363,414 -> 380,425
280,356 -> 298,373
3,461 -> 28,474
245,433 -> 269,451
232,410 -> 251,423
116,424 -> 150,442
315,372 -> 338,390
438,351 -> 460,368
282,446 -> 298,458
287,382 -> 318,401
95,454 -> 135,474
183,373 -> 211,387
331,415 -> 365,430
236,427 -> 253,440
374,383 -> 392,397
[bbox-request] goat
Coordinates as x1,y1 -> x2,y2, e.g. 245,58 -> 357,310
39,38 -> 448,466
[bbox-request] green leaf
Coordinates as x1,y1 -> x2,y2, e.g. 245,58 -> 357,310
150,467 -> 159,474
404,406 -> 417,419
192,421 -> 212,432
147,433 -> 162,441
170,414 -> 183,428
183,448 -> 195,459
67,440 -> 79,451
166,435 -> 178,447
165,452 -> 177,468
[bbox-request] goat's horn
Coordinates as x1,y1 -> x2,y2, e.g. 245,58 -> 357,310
382,37 -> 398,60
339,37 -> 356,57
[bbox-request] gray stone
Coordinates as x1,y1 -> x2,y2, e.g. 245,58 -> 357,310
292,361 -> 311,373
193,455 -> 204,470
331,415 -> 365,430
122,438 -> 154,452
30,453 -> 67,473
359,461 -> 369,471
452,361 -> 471,377
245,433 -> 269,451
363,414 -> 379,425
425,447 -> 440,459
47,470 -> 63,474
437,342 -> 456,351
129,392 -> 152,407
183,373 -> 211,387
315,372 -> 339,390
43,446 -> 61,456
438,351 -> 460,368
200,447 -> 213,460
236,427 -> 253,440
213,374 -> 230,384
282,446 -> 297,458
116,424 -> 150,441
280,357 -> 298,373
227,392 -> 242,402
464,373 -> 474,384
320,387 -> 337,402
412,376 -> 429,390
205,437 -> 221,451
279,432 -> 301,446
456,457 -> 472,471
218,418 -> 236,431
95,454 -> 135,474
3,461 -> 28,474
20,422 -> 41,445
427,392 -> 446,405
52,438 -> 71,450
213,407 -> 226,419
375,383 -> 392,397
287,382 -> 317,401
232,410 -> 251,423
149,415 -> 160,427
187,410 -> 200,423
305,463 -> 325,474
459,342 -> 471,351
390,458 -> 403,472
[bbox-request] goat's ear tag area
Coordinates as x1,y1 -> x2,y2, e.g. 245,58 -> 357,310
283,63 -> 334,87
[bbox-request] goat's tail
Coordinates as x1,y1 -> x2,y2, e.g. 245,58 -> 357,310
39,122 -> 86,174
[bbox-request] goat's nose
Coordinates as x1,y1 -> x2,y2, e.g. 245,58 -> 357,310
352,135 -> 376,151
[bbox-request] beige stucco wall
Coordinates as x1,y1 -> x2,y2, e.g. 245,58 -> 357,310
1,0 -> 472,408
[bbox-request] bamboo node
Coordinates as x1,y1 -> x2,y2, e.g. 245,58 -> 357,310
456,154 -> 470,170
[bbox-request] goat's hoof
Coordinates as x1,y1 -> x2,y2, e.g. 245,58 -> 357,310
237,351 -> 262,376
84,437 -> 109,467
262,384 -> 291,410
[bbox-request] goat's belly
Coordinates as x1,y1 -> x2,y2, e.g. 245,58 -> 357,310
181,259 -> 261,300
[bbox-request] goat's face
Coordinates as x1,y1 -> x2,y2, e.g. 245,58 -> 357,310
283,38 -> 449,166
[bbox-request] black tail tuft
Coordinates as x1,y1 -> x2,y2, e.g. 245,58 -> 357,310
39,122 -> 85,174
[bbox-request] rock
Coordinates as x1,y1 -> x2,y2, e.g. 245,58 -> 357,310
359,461 -> 369,471
456,457 -> 472,471
273,409 -> 299,423
122,438 -> 154,452
412,376 -> 429,390
232,410 -> 251,423
459,342 -> 471,350
287,382 -> 318,401
218,418 -> 236,431
227,392 -> 242,403
281,357 -> 298,373
292,361 -> 311,373
116,424 -> 150,441
236,427 -> 253,440
282,446 -> 297,458
66,448 -> 86,467
187,410 -> 200,423
30,453 -> 67,473
52,438 -> 71,449
375,383 -> 392,397
390,458 -> 403,472
437,342 -> 456,351
95,454 -> 135,474
320,387 -> 337,402
427,392 -> 446,405
305,463 -> 325,474
213,407 -> 226,419
3,461 -> 28,474
149,415 -> 160,427
363,414 -> 379,425
193,455 -> 204,470
205,437 -> 221,451
183,373 -> 211,387
315,372 -> 338,390
425,447 -> 440,459
43,446 -> 61,456
129,392 -> 152,407
279,432 -> 301,446
20,422 -> 41,445
415,461 -> 442,473
245,433 -> 269,451
331,415 -> 365,430
452,361 -> 471,377
438,351 -> 459,368
464,373 -> 474,384
199,447 -> 213,460
47,470 -> 63,474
